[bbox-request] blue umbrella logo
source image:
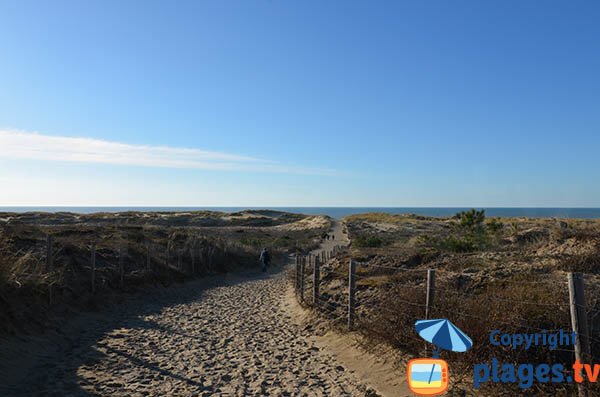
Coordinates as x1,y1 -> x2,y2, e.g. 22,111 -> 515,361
415,318 -> 473,357
407,319 -> 471,394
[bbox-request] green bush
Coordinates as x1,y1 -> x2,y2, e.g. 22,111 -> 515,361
438,209 -> 498,252
486,218 -> 504,235
438,236 -> 477,252
354,234 -> 384,248
239,236 -> 265,248
457,208 -> 486,230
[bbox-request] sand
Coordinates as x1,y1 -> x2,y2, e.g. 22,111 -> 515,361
275,215 -> 332,231
283,221 -> 411,397
282,285 -> 411,397
0,220 -> 408,396
0,270 -> 375,396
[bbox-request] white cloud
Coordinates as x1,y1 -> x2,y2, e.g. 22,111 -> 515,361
0,129 -> 337,175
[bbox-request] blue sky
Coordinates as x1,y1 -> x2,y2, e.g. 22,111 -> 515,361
1,1 -> 599,206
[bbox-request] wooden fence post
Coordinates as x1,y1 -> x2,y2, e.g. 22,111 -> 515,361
207,247 -> 211,273
300,256 -> 305,302
165,243 -> 169,267
313,256 -> 320,307
91,242 -> 96,293
197,243 -> 204,274
199,246 -> 204,273
348,259 -> 356,330
569,272 -> 591,397
191,244 -> 196,275
295,255 -> 299,294
425,269 -> 436,319
146,241 -> 151,271
46,234 -> 54,305
119,246 -> 124,289
46,234 -> 53,271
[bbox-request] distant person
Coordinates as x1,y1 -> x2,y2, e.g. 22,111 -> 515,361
259,248 -> 271,272
331,234 -> 335,240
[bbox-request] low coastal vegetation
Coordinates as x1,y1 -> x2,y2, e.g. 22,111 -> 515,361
5,208 -> 600,394
0,210 -> 330,337
319,211 -> 600,395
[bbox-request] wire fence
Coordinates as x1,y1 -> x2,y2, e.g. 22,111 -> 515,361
293,244 -> 600,395
1,225 -> 255,305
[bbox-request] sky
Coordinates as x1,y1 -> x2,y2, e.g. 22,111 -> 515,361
1,0 -> 599,207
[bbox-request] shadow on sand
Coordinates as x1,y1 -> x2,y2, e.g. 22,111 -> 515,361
0,264 -> 287,396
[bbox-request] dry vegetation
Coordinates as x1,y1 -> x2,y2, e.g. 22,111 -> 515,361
0,210 -> 330,338
317,211 -> 600,396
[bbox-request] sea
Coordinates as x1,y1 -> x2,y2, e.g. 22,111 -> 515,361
1,207 -> 600,219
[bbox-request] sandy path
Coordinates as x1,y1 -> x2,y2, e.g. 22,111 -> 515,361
303,220 -> 410,396
314,219 -> 349,255
0,219 -> 381,396
1,267 -> 373,396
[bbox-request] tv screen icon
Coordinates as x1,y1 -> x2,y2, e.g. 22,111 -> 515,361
407,358 -> 449,396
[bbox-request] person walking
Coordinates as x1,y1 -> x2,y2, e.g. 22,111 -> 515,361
259,247 -> 271,272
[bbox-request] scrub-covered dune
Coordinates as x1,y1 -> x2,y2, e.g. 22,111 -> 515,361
312,211 -> 600,396
0,210 -> 331,337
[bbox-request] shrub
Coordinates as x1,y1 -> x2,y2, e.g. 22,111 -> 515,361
357,276 -> 576,395
457,208 -> 486,230
437,210 -> 497,252
353,234 -> 384,248
486,218 -> 504,234
559,252 -> 600,274
438,236 -> 477,252
239,236 -> 265,248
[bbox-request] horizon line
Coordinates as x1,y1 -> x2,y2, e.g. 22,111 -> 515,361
2,205 -> 600,209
